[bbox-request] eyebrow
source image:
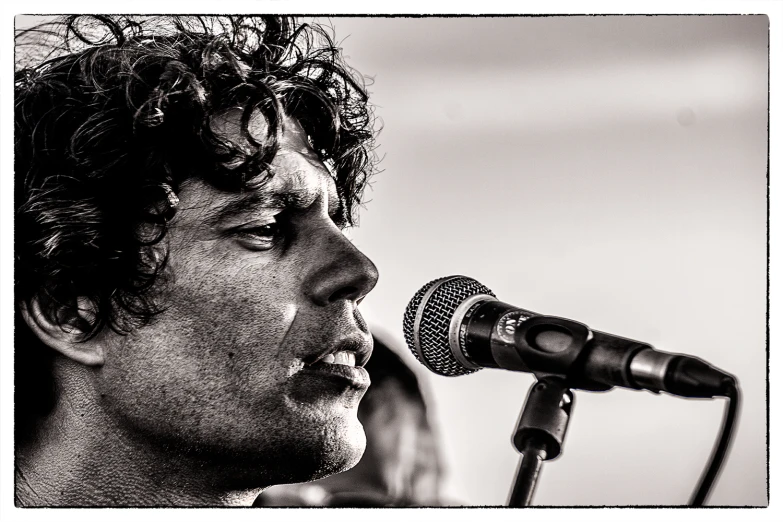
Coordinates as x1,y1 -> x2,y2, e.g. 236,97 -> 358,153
205,189 -> 312,226
205,183 -> 344,226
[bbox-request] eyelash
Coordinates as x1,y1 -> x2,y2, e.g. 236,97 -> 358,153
234,219 -> 284,250
231,208 -> 348,251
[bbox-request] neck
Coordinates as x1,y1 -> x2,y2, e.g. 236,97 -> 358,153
15,364 -> 264,507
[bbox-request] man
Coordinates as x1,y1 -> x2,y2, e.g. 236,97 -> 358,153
15,15 -> 379,506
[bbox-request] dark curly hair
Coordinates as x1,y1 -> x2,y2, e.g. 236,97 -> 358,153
14,15 -> 378,437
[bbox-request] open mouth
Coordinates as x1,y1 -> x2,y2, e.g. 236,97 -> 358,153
301,342 -> 372,390
319,351 -> 357,367
302,359 -> 370,390
306,338 -> 372,369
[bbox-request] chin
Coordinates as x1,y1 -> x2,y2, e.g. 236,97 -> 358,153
180,417 -> 367,490
235,409 -> 367,487
305,415 -> 368,482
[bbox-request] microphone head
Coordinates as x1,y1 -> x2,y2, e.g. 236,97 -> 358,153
403,276 -> 496,376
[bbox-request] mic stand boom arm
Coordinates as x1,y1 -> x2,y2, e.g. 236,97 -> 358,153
507,376 -> 574,507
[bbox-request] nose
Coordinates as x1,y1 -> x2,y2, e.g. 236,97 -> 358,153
304,226 -> 379,306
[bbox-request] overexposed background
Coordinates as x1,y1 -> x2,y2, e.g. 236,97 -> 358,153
328,16 -> 769,506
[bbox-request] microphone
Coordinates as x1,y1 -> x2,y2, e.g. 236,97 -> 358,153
403,275 -> 735,398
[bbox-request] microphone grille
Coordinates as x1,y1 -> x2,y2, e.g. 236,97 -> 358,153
403,276 -> 495,376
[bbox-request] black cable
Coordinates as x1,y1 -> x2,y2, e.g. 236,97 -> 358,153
689,378 -> 741,506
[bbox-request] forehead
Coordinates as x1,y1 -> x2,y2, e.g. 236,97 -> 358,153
212,107 -> 330,180
201,109 -> 340,218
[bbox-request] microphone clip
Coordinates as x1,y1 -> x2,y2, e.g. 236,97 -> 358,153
508,375 -> 574,506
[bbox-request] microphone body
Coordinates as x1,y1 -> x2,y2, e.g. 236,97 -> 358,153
404,276 -> 734,398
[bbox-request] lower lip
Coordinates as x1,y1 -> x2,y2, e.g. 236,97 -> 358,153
299,362 -> 371,389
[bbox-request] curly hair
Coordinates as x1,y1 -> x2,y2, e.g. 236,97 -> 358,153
14,15 -> 378,435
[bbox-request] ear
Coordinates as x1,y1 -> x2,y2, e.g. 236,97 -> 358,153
19,296 -> 105,366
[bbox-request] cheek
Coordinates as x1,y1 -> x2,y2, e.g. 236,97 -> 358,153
167,247 -> 302,356
168,238 -> 304,342
94,267 -> 303,437
95,321 -> 297,454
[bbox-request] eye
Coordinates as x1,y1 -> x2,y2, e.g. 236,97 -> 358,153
233,219 -> 283,250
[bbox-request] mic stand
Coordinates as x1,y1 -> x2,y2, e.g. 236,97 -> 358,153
507,376 -> 574,507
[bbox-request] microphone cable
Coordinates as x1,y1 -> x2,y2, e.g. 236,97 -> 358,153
689,377 -> 740,506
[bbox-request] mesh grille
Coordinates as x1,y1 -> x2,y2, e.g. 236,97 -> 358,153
403,276 -> 495,377
402,277 -> 447,366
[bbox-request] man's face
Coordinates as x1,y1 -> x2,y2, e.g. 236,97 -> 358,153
92,110 -> 378,485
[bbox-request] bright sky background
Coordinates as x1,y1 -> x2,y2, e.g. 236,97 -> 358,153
333,14 -> 769,506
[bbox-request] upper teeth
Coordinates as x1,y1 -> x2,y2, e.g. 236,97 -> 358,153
322,351 -> 356,367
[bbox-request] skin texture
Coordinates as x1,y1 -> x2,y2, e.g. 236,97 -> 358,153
255,383 -> 443,507
254,340 -> 444,507
15,110 -> 379,506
